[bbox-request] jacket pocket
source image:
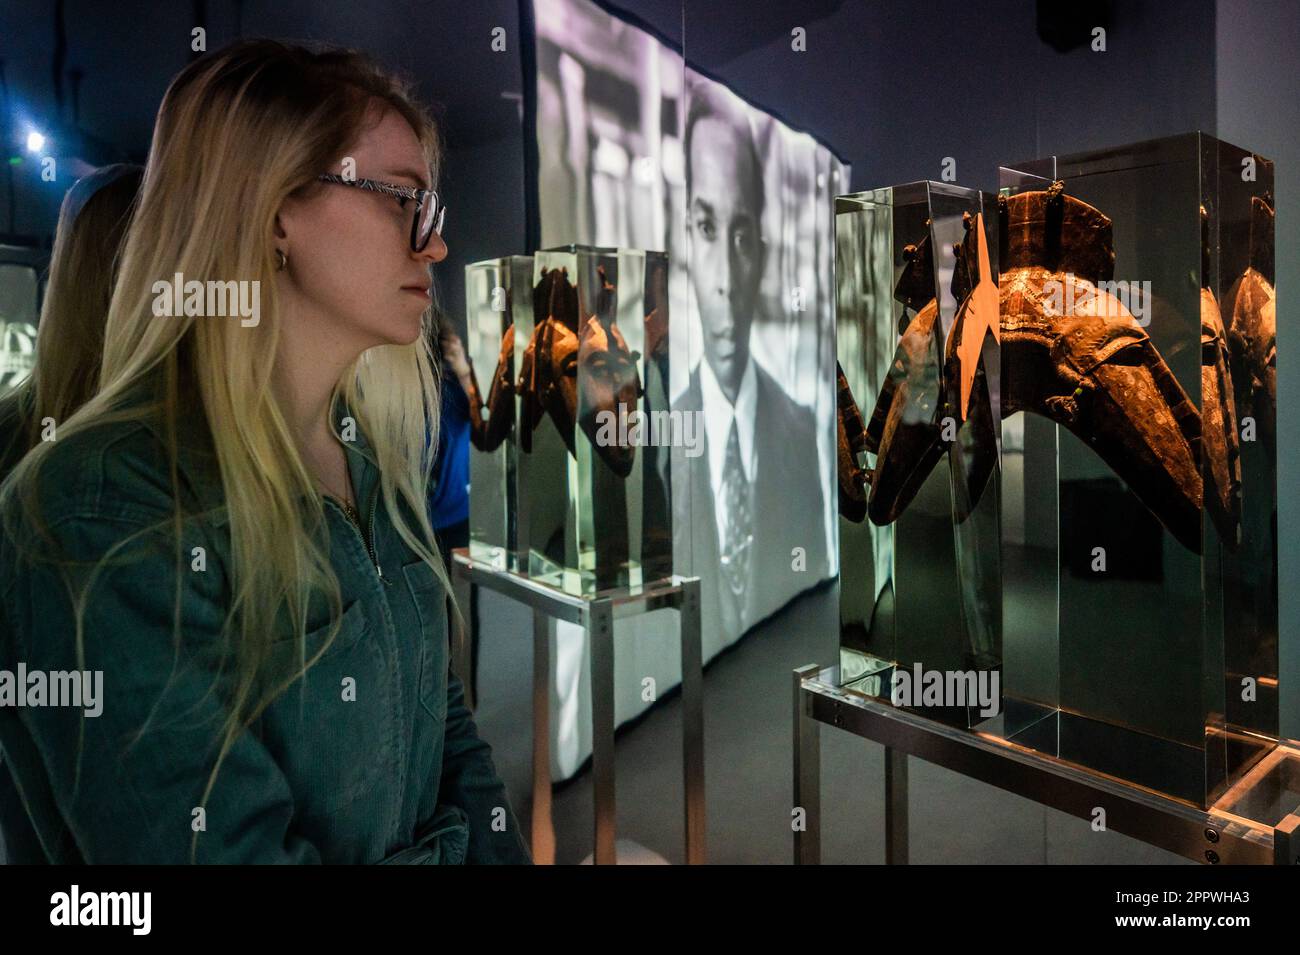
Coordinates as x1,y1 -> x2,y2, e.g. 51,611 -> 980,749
402,559 -> 448,723
376,804 -> 469,865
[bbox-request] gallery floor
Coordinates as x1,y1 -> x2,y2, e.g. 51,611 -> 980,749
472,583 -> 1187,865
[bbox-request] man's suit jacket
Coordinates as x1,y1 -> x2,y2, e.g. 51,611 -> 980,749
673,359 -> 830,656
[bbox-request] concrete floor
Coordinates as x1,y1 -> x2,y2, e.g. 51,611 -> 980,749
471,583 -> 1189,865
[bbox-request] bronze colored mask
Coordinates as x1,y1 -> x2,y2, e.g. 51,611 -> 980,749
847,216 -> 999,527
999,183 -> 1204,553
836,360 -> 871,522
842,186 -> 1238,553
835,233 -> 928,524
945,212 -> 1000,520
1199,206 -> 1243,545
519,266 -> 578,454
578,309 -> 640,477
518,266 -> 643,477
1226,196 -> 1276,454
464,321 -> 516,453
862,234 -> 946,526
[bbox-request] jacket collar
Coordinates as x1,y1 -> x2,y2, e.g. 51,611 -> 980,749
143,385 -> 377,529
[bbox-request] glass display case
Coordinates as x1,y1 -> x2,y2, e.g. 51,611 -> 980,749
464,255 -> 532,571
835,181 -> 1002,728
833,138 -> 1279,812
0,246 -> 44,398
467,244 -> 673,597
996,133 -> 1278,809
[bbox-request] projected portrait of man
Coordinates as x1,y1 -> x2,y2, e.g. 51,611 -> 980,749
674,81 -> 828,645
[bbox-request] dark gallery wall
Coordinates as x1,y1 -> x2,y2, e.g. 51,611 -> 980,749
651,0 -> 1215,193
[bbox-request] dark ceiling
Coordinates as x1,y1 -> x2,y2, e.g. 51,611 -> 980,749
1,0 -> 1220,245
2,0 -> 845,159
0,0 -> 848,240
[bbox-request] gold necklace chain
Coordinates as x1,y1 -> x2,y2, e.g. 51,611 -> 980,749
318,435 -> 361,529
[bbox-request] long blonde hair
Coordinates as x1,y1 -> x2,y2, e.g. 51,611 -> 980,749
0,165 -> 142,457
4,39 -> 454,854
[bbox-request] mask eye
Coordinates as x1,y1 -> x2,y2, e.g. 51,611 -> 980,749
1104,342 -> 1147,366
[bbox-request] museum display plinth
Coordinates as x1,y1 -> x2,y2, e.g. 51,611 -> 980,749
451,550 -> 704,865
794,663 -> 1300,865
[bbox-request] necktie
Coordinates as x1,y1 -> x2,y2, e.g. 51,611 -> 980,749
720,417 -> 752,598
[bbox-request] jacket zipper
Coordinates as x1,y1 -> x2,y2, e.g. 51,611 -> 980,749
328,484 -> 386,584
364,483 -> 387,584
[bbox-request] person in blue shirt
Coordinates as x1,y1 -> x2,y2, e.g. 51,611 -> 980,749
431,323 -> 479,702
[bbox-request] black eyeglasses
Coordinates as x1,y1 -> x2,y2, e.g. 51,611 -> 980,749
316,174 -> 447,251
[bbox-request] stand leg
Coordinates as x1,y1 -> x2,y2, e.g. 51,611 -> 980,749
680,578 -> 705,864
452,576 -> 475,712
793,664 -> 821,865
1274,812 -> 1300,865
587,598 -> 616,865
530,610 -> 555,865
885,746 -> 909,864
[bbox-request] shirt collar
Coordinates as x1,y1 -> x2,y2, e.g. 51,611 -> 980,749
698,353 -> 757,489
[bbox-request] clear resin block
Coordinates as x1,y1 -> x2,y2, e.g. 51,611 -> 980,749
835,181 -> 1003,728
997,133 -> 1278,809
515,244 -> 673,596
465,255 -> 532,571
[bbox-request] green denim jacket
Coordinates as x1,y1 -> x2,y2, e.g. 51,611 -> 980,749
0,395 -> 531,864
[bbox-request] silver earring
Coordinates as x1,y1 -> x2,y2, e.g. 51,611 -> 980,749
275,249 -> 288,271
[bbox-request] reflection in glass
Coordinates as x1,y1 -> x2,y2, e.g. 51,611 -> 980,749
0,263 -> 40,396
835,182 -> 1003,729
465,256 -> 531,571
515,244 -> 672,596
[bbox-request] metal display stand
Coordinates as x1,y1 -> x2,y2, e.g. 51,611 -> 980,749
452,549 -> 705,865
793,664 -> 1300,865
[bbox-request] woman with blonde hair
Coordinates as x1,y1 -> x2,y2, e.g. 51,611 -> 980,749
0,163 -> 142,473
0,163 -> 141,864
0,38 -> 530,864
